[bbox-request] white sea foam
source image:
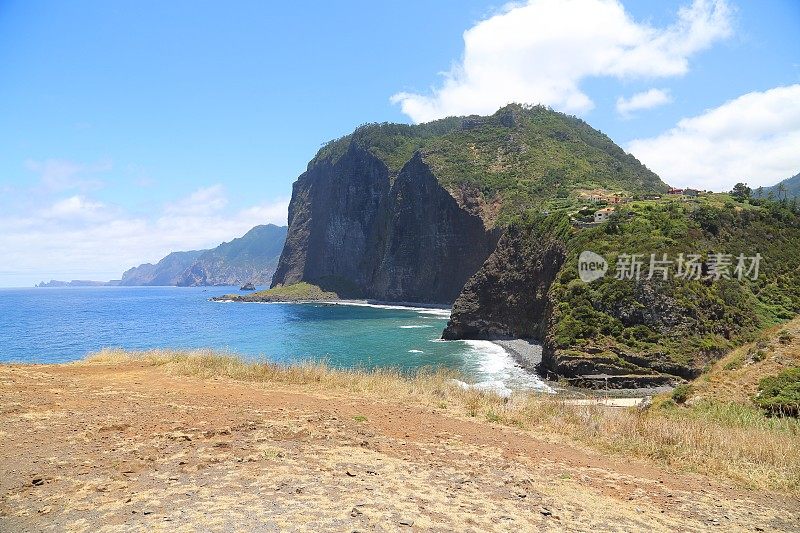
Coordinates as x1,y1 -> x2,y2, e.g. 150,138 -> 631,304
452,379 -> 513,398
462,340 -> 512,373
454,339 -> 554,394
415,308 -> 451,318
408,349 -> 424,353
399,325 -> 434,329
214,298 -> 452,318
328,301 -> 450,316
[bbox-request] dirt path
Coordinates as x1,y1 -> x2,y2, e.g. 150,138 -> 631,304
1,363 -> 797,532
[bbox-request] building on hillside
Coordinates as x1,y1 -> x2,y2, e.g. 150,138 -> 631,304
607,194 -> 627,204
585,192 -> 628,204
668,188 -> 684,195
594,207 -> 615,223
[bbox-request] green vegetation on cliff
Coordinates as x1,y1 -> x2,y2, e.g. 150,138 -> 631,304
546,197 -> 800,380
278,104 -> 800,387
312,104 -> 666,224
446,194 -> 800,384
756,367 -> 800,417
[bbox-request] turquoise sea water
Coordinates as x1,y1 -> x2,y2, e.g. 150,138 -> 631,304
0,286 -> 549,392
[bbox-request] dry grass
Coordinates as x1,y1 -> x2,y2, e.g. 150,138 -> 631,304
516,399 -> 799,492
689,316 -> 800,405
82,347 -> 800,494
83,348 -> 460,400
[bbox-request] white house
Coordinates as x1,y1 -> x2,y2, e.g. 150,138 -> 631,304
594,207 -> 615,223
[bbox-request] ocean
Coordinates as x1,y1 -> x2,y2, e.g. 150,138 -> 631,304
0,286 -> 550,393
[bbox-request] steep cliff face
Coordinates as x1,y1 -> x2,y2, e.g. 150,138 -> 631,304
271,143 -> 392,296
272,146 -> 499,303
446,202 -> 800,388
371,153 -> 501,302
442,226 -> 566,340
272,104 -> 667,304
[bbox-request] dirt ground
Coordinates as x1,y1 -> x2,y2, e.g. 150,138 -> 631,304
1,362 -> 798,532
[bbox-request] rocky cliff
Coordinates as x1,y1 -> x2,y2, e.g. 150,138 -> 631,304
265,104 -> 800,388
271,104 -> 664,304
271,147 -> 499,303
442,224 -> 566,340
444,202 -> 800,388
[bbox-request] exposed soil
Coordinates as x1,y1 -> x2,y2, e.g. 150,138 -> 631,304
1,363 -> 797,532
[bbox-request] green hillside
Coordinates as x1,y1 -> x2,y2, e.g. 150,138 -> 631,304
763,172 -> 800,200
445,189 -> 800,386
177,224 -> 287,286
312,104 -> 667,224
547,195 -> 800,380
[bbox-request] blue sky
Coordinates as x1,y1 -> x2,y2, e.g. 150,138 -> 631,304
0,0 -> 798,286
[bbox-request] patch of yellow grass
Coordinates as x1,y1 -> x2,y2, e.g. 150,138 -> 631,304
83,348 -> 459,399
690,316 -> 800,404
518,399 -> 799,492
82,348 -> 800,493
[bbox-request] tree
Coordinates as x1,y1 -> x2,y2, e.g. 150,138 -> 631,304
755,186 -> 764,198
778,183 -> 788,204
604,210 -> 622,234
730,182 -> 752,201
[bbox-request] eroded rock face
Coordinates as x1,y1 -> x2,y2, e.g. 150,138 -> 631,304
270,143 -> 391,296
442,229 -> 696,387
442,226 -> 567,340
371,154 -> 501,302
271,145 -> 499,304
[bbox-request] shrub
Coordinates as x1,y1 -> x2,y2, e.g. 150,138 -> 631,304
671,384 -> 694,404
746,346 -> 767,364
723,356 -> 744,371
754,367 -> 800,417
778,330 -> 794,345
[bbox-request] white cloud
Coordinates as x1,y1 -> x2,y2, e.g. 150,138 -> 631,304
25,158 -> 111,192
42,195 -> 107,221
164,184 -> 228,215
627,85 -> 800,191
616,88 -> 672,117
0,185 -> 289,286
391,0 -> 732,122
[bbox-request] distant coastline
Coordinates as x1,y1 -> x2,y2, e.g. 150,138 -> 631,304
35,279 -> 121,288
